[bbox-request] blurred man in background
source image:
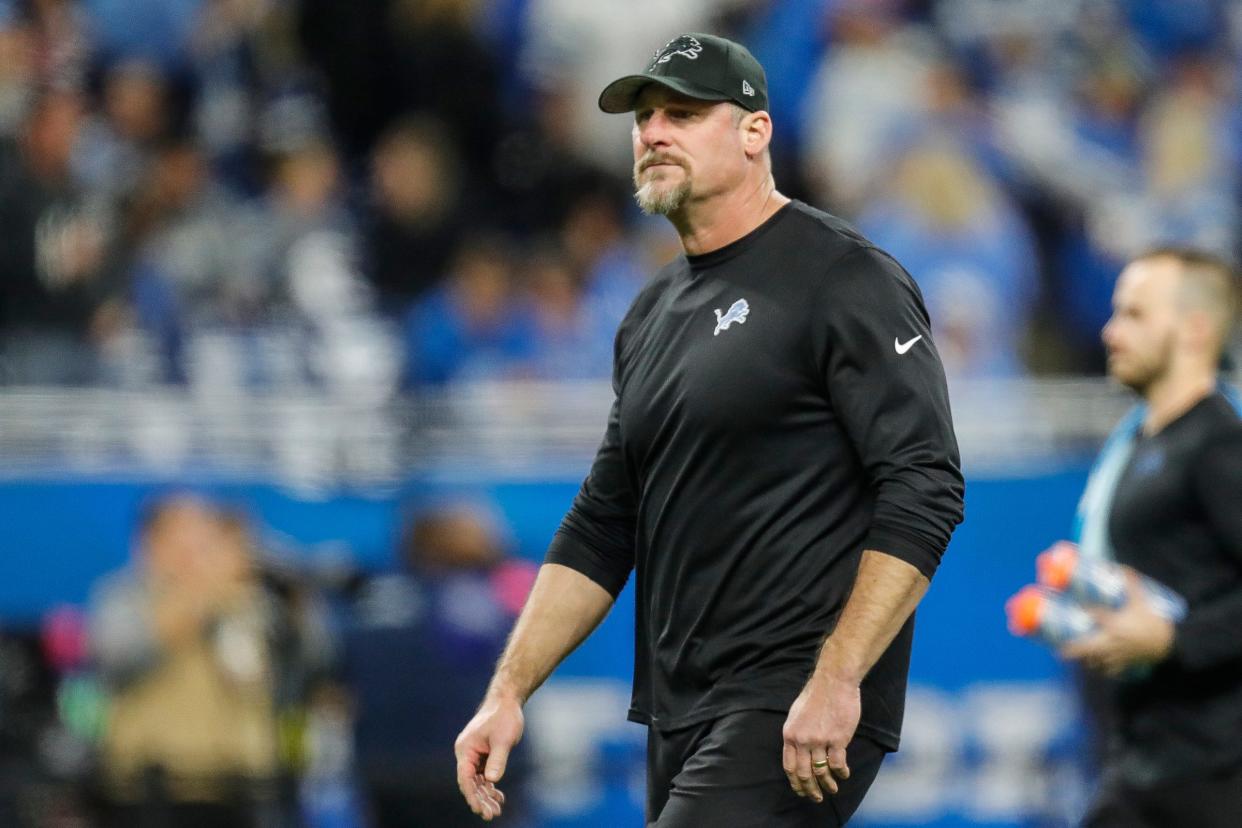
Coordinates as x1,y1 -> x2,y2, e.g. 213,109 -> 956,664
0,90 -> 115,385
1061,248 -> 1242,827
364,116 -> 465,311
88,494 -> 278,827
343,498 -> 535,828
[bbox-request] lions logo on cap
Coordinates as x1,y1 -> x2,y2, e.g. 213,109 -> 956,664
652,35 -> 703,67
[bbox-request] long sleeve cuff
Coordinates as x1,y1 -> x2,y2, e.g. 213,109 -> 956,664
544,528 -> 632,599
863,523 -> 944,581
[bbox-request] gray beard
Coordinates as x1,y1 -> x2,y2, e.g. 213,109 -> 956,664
633,178 -> 690,216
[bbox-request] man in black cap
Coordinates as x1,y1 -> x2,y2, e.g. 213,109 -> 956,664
454,33 -> 964,826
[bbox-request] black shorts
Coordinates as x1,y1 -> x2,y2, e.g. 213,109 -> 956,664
1083,764 -> 1242,828
645,709 -> 887,827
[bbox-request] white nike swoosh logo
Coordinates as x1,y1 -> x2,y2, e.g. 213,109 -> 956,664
894,335 -> 923,355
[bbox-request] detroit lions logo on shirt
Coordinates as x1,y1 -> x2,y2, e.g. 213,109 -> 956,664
652,35 -> 703,67
713,298 -> 749,336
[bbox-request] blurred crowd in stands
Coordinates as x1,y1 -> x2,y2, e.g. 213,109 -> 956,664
0,0 -> 1239,391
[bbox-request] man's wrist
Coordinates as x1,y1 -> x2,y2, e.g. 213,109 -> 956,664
810,668 -> 863,689
811,639 -> 865,687
486,673 -> 529,706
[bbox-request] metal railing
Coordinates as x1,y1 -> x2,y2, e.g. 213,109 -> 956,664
0,378 -> 1144,486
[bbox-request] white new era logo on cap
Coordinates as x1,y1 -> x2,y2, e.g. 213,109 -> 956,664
742,80 -> 754,96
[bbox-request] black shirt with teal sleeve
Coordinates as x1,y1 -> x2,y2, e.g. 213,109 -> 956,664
1108,390 -> 1242,785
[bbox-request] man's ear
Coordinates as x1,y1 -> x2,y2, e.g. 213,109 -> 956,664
740,110 -> 773,159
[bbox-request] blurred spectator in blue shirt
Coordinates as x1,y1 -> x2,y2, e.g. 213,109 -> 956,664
341,498 -> 536,828
1134,60 -> 1240,250
860,135 -> 1039,379
402,236 -> 534,387
1055,53 -> 1238,366
191,105 -> 402,397
94,138 -> 272,386
560,189 -> 646,343
188,0 -> 298,198
522,246 -> 612,380
74,59 -> 173,205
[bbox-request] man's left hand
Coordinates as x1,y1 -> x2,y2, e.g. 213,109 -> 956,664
1060,569 -> 1175,676
781,674 -> 859,803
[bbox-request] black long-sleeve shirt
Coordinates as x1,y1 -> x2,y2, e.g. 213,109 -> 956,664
1107,390 -> 1242,785
546,201 -> 964,747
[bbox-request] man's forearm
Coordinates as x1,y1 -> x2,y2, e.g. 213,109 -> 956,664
488,562 -> 616,703
814,550 -> 929,684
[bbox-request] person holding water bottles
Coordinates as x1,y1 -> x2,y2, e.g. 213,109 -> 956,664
1060,248 -> 1242,827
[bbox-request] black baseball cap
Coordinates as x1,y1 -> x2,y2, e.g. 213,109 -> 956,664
598,33 -> 769,115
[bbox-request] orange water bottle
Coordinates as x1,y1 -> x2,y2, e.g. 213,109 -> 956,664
1005,584 -> 1098,647
1036,541 -> 1186,620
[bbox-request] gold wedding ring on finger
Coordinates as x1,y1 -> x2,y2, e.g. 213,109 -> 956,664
812,759 -> 829,769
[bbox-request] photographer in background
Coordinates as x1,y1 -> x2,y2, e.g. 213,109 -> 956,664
88,494 -> 279,827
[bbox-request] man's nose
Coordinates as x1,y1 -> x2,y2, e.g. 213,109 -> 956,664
1101,317 -> 1117,346
638,111 -> 672,148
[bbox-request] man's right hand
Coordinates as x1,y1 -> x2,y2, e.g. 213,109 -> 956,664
452,564 -> 617,820
454,693 -> 525,822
